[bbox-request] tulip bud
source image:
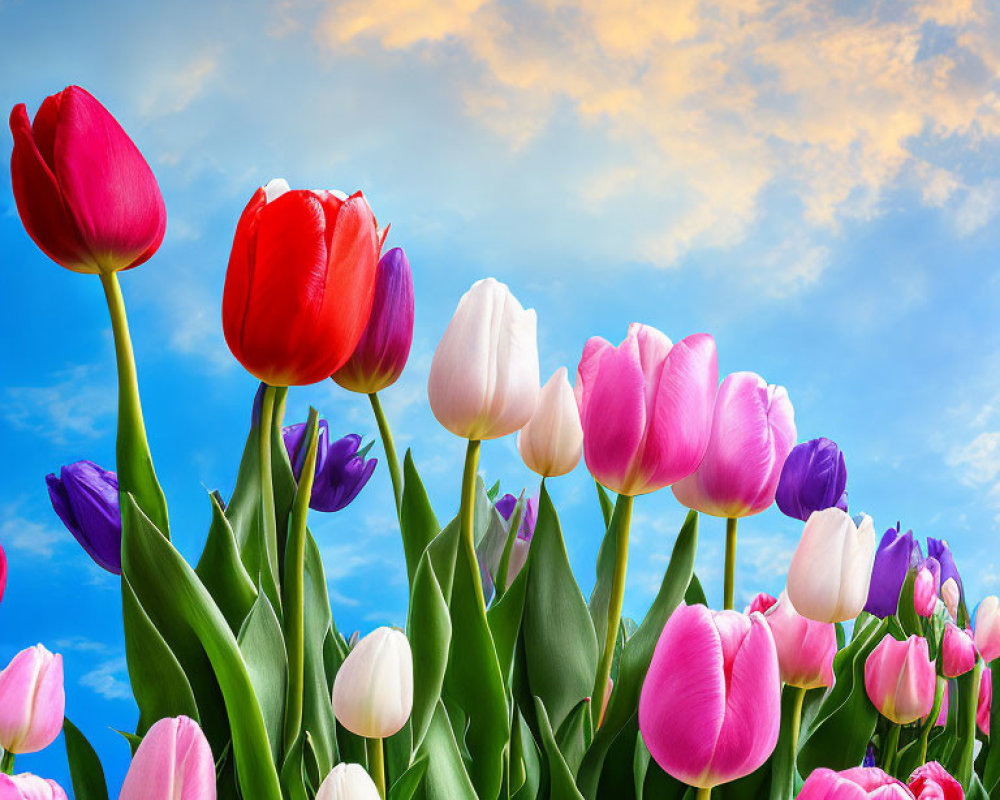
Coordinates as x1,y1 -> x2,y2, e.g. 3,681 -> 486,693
283,422 -> 377,512
786,508 -> 877,623
315,763 -> 381,800
774,437 -> 848,522
576,324 -> 717,496
864,523 -> 921,618
0,645 -> 64,753
745,592 -> 778,615
9,86 -> 165,274
332,627 -> 413,738
798,767 -> 913,799
762,592 -> 837,689
864,635 -> 936,724
638,605 -> 780,788
517,368 -> 583,477
942,624 -> 977,678
975,595 -> 1000,663
913,558 -> 940,618
0,774 -> 68,800
428,278 -> 539,440
119,716 -> 215,800
979,666 -> 991,736
908,761 -> 963,800
333,247 -> 415,393
493,494 -> 537,586
942,578 -> 960,621
45,460 -> 121,574
927,538 -> 962,603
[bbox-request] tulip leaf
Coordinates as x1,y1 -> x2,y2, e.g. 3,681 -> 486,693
414,702 -> 478,800
401,450 -> 441,589
63,718 -> 109,800
766,685 -> 809,800
511,710 -> 543,800
555,697 -> 593,774
595,482 -> 614,531
237,592 -> 286,762
983,660 -> 1000,793
969,773 -> 990,800
534,697 -> 587,800
390,757 -> 429,800
488,547 -> 531,682
947,660 -> 983,788
896,568 -> 921,637
589,493 -> 631,649
278,730 -> 308,800
408,548 -> 452,750
196,491 -> 258,633
685,573 -> 707,606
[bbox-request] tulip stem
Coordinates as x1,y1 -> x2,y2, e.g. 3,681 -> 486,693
724,517 -> 738,610
367,736 -> 386,799
369,392 -> 403,518
696,788 -> 711,800
99,271 -> 169,537
882,723 -> 901,775
0,751 -> 13,774
460,440 -> 486,614
592,494 -> 634,728
258,385 -> 281,600
790,685 -> 806,764
919,676 -> 946,765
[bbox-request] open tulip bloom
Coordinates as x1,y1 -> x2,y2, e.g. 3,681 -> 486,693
6,82 -> 1000,800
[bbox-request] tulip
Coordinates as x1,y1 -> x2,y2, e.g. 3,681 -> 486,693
978,666 -> 991,736
332,627 -> 413,738
0,646 -> 64,754
283,422 -> 377,512
975,595 -> 1000,663
0,774 -> 68,800
908,762 -> 962,800
9,86 -> 165,275
927,538 -> 962,602
745,592 -> 778,615
786,508 -> 877,623
913,558 -> 940,618
865,635 -> 936,724
864,524 -> 921,618
45,460 -> 121,574
762,592 -> 837,689
942,624 -> 977,678
315,764 -> 381,800
774,437 -> 848,522
638,605 -> 780,789
797,767 -> 914,799
222,178 -> 380,386
332,247 -> 414,394
672,371 -> 796,518
575,324 -> 717,496
942,579 -> 960,621
427,278 -> 538,440
517,367 -> 583,477
119,716 -> 215,800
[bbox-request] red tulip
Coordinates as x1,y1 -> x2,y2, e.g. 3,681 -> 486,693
9,86 -> 165,274
222,179 -> 380,386
907,762 -> 962,800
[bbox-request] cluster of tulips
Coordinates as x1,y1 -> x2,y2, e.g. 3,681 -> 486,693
4,83 -> 1000,800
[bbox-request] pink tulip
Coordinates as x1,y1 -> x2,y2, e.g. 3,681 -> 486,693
798,767 -> 914,799
941,624 -> 977,678
978,666 -> 991,736
864,635 -> 936,724
672,371 -> 796,518
975,595 -> 1000,663
575,324 -> 717,496
745,592 -> 777,615
913,562 -> 939,618
908,762 -> 962,800
0,645 -> 64,754
761,592 -> 837,689
0,774 -> 68,800
942,579 -> 960,621
638,604 -> 780,788
119,716 -> 216,800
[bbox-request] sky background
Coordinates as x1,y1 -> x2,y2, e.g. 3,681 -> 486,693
2,0 -> 1000,793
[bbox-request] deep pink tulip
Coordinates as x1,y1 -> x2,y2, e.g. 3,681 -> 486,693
574,324 -> 717,496
978,666 -> 991,736
9,86 -> 165,274
0,774 -> 68,800
798,767 -> 914,799
761,592 -> 837,689
745,592 -> 778,615
672,371 -> 796,517
908,762 -> 962,800
941,624 -> 977,678
0,646 -> 64,754
864,635 -> 936,724
119,716 -> 215,800
638,604 -> 780,788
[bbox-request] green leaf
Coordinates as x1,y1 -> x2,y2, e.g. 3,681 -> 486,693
685,573 -> 707,606
767,686 -> 808,800
947,660 -> 983,789
63,718 -> 109,800
278,731 -> 308,800
511,710 -> 542,800
897,569 -> 921,637
595,482 -> 614,531
390,757 -> 429,800
196,492 -> 258,633
983,659 -> 1000,794
590,494 -> 630,650
488,548 -> 530,682
534,697 -> 587,800
400,451 -> 442,590
237,592 -> 287,762
408,550 -> 452,750
414,702 -> 478,800
555,697 -> 593,775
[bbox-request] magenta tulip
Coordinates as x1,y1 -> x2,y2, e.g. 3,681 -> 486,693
0,774 -> 67,800
761,592 -> 837,689
913,560 -> 940,618
638,604 -> 780,789
575,324 -> 717,496
0,645 -> 64,754
979,666 -> 991,736
941,624 -> 977,678
673,371 -> 796,517
119,716 -> 215,800
745,592 -> 777,615
908,762 -> 962,800
798,767 -> 914,799
864,635 -> 936,724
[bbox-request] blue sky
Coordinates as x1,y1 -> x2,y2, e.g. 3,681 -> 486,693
2,0 -> 1000,793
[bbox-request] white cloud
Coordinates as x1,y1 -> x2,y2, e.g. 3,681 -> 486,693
80,657 -> 132,701
2,364 -> 115,444
954,181 -> 1000,236
949,432 -> 1000,516
0,502 -> 65,560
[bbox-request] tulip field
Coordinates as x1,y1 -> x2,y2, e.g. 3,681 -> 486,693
3,84 -> 999,800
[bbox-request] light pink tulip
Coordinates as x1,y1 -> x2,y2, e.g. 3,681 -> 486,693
913,562 -> 939,618
979,666 -> 992,736
942,579 -> 960,621
574,324 -> 717,496
315,763 -> 381,800
761,592 -> 837,689
0,774 -> 68,800
975,595 -> 1000,663
119,716 -> 216,800
908,761 -> 962,800
672,371 -> 796,518
0,645 -> 64,754
517,367 -> 583,477
798,767 -> 914,799
638,604 -> 780,789
941,624 -> 977,678
864,635 -> 936,724
332,627 -> 413,738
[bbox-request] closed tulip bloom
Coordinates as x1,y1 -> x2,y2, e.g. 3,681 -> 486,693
673,371 -> 796,517
942,579 -> 960,621
222,179 -> 380,386
332,627 -> 413,738
0,645 -> 64,754
119,716 -> 215,800
798,767 -> 914,799
283,422 -> 377,512
775,437 -> 848,522
908,762 -> 962,800
9,86 -> 165,275
864,635 -> 936,724
517,367 -> 583,477
927,538 -> 962,602
638,605 -> 780,788
315,764 -> 380,800
745,592 -> 778,615
332,247 -> 414,393
913,558 -> 940,618
942,624 -> 977,678
786,508 -> 877,623
762,592 -> 837,689
576,324 -> 718,496
45,460 -> 121,574
865,524 -> 921,618
0,774 -> 68,800
975,596 -> 1000,663
978,666 -> 991,736
428,278 -> 539,440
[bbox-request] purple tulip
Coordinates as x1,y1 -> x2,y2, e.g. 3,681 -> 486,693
45,460 -> 121,574
774,437 -> 848,522
863,523 -> 921,618
927,538 -> 962,602
283,421 -> 376,512
494,493 -> 537,541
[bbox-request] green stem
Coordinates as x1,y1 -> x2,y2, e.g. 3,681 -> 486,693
790,685 -> 806,763
724,517 -> 738,610
592,494 -> 634,727
954,660 -> 982,788
99,271 -> 169,536
883,723 -> 901,775
367,736 -> 386,799
258,385 -> 281,598
369,392 -> 403,518
460,440 -> 486,614
282,408 -> 320,755
0,751 -> 13,774
919,676 -> 946,765
696,788 -> 711,800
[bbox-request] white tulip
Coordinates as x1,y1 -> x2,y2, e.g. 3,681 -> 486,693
316,763 -> 380,800
517,367 -> 583,477
331,627 -> 413,738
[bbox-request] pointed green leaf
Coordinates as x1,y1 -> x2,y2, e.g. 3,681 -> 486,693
237,593 -> 286,762
534,698 -> 586,800
63,718 -> 109,800
408,550 -> 452,749
196,492 -> 258,633
401,450 -> 441,589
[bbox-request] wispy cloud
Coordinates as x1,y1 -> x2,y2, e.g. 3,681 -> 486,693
2,364 -> 115,444
949,431 -> 1000,515
0,501 -> 65,560
79,657 -> 132,701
